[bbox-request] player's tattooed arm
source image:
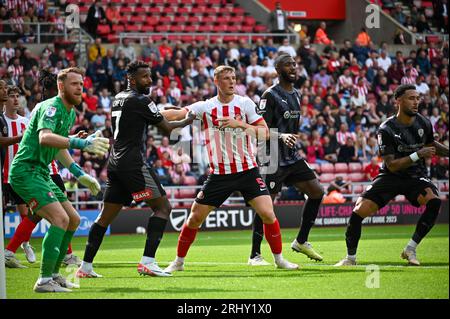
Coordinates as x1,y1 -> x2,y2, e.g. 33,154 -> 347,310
431,141 -> 449,157
383,146 -> 436,172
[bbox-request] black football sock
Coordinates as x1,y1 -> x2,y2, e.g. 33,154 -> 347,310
250,213 -> 264,259
143,216 -> 167,258
412,198 -> 441,245
296,198 -> 322,244
345,213 -> 364,256
83,223 -> 107,263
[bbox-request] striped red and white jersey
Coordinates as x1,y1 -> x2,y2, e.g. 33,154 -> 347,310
187,95 -> 264,175
3,114 -> 28,183
0,47 -> 15,65
49,160 -> 59,175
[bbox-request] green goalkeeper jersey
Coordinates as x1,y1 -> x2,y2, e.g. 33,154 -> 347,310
10,96 -> 76,176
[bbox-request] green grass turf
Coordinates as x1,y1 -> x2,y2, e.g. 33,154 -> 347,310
5,224 -> 449,299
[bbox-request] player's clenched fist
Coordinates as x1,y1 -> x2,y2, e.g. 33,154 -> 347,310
417,146 -> 436,159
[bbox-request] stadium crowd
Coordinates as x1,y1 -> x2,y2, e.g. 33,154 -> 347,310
0,1 -> 448,203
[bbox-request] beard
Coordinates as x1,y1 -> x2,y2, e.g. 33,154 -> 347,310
403,108 -> 417,117
280,72 -> 295,83
136,85 -> 150,95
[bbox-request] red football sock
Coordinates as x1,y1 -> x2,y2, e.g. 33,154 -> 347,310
177,224 -> 198,258
263,218 -> 282,254
67,243 -> 72,254
6,217 -> 37,253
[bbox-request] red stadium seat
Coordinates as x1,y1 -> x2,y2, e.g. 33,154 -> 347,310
107,34 -> 119,43
244,16 -> 256,26
352,185 -> 365,194
97,24 -> 110,36
227,25 -> 240,33
161,6 -> 175,15
232,7 -> 245,15
134,7 -> 147,14
177,7 -> 190,14
125,24 -> 140,32
173,15 -> 188,24
121,6 -> 133,14
119,15 -> 129,24
184,25 -> 198,32
320,163 -> 334,174
188,15 -> 201,24
201,16 -> 214,24
198,24 -> 213,32
141,25 -> 154,32
176,189 -> 197,199
159,16 -> 172,24
155,25 -> 170,32
170,25 -> 184,33
348,173 -> 365,182
204,7 -> 217,15
190,6 -> 205,15
348,162 -> 363,172
181,35 -> 195,43
230,15 -> 244,24
319,173 -> 335,183
184,176 -> 197,186
241,25 -> 253,33
130,15 -> 145,24
216,16 -> 229,25
254,25 -> 268,33
152,0 -> 165,4
335,163 -> 349,173
146,17 -> 159,26
112,25 -> 125,33
148,7 -> 161,14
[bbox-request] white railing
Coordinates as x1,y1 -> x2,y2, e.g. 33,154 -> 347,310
0,21 -> 93,44
66,179 -> 449,209
118,32 -> 300,45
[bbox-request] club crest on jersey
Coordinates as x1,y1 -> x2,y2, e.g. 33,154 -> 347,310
270,182 -> 276,189
418,129 -> 424,137
259,99 -> 267,110
2,127 -> 7,135
46,106 -> 57,117
283,111 -> 290,119
148,102 -> 158,114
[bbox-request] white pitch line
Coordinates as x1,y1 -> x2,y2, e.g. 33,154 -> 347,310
92,261 -> 449,269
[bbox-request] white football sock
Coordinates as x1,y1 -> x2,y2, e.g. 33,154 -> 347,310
346,254 -> 356,261
140,256 -> 155,264
407,240 -> 418,250
80,261 -> 93,272
175,256 -> 185,264
37,277 -> 52,285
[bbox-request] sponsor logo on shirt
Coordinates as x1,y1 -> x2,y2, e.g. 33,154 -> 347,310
132,189 -> 153,202
259,99 -> 267,110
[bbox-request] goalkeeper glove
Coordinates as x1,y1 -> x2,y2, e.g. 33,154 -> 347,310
69,162 -> 101,196
69,130 -> 110,157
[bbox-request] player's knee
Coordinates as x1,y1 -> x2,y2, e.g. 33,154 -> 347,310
70,213 -> 81,228
187,213 -> 203,228
53,214 -> 69,229
258,210 -> 276,223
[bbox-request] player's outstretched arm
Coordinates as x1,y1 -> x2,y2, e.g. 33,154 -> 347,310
384,146 -> 436,172
55,149 -> 101,196
0,135 -> 22,147
160,108 -> 188,121
156,111 -> 196,135
39,129 -> 110,157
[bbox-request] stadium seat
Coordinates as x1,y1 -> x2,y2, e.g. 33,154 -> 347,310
177,7 -> 190,15
320,163 -> 335,173
112,25 -> 125,33
349,162 -> 363,172
244,16 -> 256,26
352,184 -> 365,194
141,25 -> 154,32
201,16 -> 214,24
184,25 -> 198,32
204,7 -> 217,15
97,24 -> 110,36
184,176 -> 197,186
130,15 -> 145,24
170,25 -> 184,33
241,25 -> 253,33
146,17 -> 159,26
149,7 -> 161,14
335,163 -> 349,173
173,15 -> 188,24
134,6 -> 147,14
159,16 -> 172,24
190,6 -> 205,14
254,25 -> 268,33
181,35 -> 195,43
155,25 -> 170,32
176,188 -> 197,199
319,173 -> 335,183
348,173 -> 365,182
198,24 -> 213,33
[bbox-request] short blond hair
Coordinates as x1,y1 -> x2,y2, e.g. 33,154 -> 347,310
57,67 -> 84,83
213,65 -> 235,79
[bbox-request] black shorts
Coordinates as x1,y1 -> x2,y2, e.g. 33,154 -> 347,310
264,159 -> 317,194
104,165 -> 166,206
2,183 -> 26,205
361,174 -> 439,208
50,174 -> 66,193
195,168 -> 270,208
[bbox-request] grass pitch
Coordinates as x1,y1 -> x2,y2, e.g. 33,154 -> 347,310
5,224 -> 449,299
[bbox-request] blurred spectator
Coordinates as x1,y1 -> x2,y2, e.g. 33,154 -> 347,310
91,106 -> 106,128
337,137 -> 358,163
158,38 -> 173,61
98,88 -> 112,112
153,159 -> 172,186
85,0 -> 106,37
172,147 -> 191,173
355,28 -> 371,47
392,4 -> 406,25
431,157 -> 449,180
145,135 -> 159,166
9,9 -> 24,38
105,2 -> 120,30
88,38 -> 107,63
268,2 -> 288,34
416,74 -> 430,95
330,175 -> 351,193
394,28 -> 407,44
314,21 -> 332,45
82,87 -> 98,120
64,177 -> 78,202
322,184 -> 346,204
364,157 -> 380,181
434,0 -> 448,33
278,38 -> 296,57
416,14 -> 432,34
115,38 -> 136,63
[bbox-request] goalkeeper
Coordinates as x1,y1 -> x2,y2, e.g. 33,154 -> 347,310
9,67 -> 110,293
